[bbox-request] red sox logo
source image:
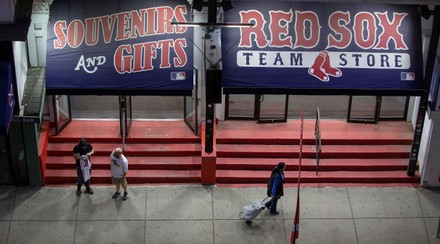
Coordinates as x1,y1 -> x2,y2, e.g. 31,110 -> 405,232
308,51 -> 342,82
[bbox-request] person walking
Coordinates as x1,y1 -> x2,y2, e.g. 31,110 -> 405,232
265,162 -> 286,215
72,138 -> 94,196
110,148 -> 129,201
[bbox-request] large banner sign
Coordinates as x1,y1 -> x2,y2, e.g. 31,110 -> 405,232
0,62 -> 15,136
222,2 -> 424,94
429,56 -> 440,110
46,0 -> 193,95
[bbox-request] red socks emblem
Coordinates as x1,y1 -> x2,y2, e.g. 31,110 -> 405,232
308,51 -> 342,82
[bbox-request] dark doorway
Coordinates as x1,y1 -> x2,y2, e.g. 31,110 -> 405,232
53,95 -> 72,134
347,96 -> 409,123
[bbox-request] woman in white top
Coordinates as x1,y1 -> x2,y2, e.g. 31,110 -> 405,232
110,148 -> 129,201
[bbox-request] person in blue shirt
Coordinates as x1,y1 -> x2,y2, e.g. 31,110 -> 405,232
265,162 -> 286,215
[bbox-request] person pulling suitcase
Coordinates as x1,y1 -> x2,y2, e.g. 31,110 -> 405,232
265,162 -> 286,215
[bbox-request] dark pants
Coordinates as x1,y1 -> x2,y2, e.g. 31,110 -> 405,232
265,195 -> 281,213
76,166 -> 91,190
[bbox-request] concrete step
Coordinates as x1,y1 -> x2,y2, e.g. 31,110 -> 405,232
216,170 -> 420,184
216,158 -> 411,171
49,137 -> 200,144
47,142 -> 202,156
216,144 -> 411,158
45,169 -> 201,184
46,156 -> 201,170
217,138 -> 412,145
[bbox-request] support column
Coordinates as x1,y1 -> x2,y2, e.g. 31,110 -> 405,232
420,111 -> 440,187
201,123 -> 216,185
408,6 -> 440,176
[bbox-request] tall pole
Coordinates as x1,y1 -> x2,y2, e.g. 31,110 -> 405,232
204,0 -> 222,153
291,111 -> 304,244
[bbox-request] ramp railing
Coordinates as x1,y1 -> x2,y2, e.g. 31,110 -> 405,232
314,107 -> 322,175
290,111 -> 303,244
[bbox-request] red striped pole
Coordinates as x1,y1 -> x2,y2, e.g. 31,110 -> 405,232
291,111 -> 303,244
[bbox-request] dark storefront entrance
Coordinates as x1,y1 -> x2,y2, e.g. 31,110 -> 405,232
52,94 -> 199,136
226,95 -> 411,123
58,90 -> 410,125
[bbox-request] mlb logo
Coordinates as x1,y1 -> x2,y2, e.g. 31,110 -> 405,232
171,72 -> 186,81
401,72 -> 415,81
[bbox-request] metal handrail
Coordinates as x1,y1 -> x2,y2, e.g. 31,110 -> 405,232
119,96 -> 126,152
314,107 -> 322,175
126,95 -> 133,140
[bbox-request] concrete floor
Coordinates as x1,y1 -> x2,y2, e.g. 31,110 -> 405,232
0,185 -> 439,244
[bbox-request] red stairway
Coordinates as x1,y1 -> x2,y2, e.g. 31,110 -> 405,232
215,120 -> 419,186
40,119 -> 420,186
44,120 -> 201,185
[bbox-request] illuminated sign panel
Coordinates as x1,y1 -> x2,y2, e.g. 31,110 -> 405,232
222,2 -> 424,94
46,0 -> 194,95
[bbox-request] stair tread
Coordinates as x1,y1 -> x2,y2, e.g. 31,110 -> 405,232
48,143 -> 201,151
49,137 -> 200,143
45,169 -> 201,177
216,170 -> 419,177
45,156 -> 201,170
217,158 -> 409,165
216,138 -> 412,145
217,144 -> 411,152
215,158 -> 411,171
47,143 -> 201,157
215,170 -> 420,183
46,156 -> 201,164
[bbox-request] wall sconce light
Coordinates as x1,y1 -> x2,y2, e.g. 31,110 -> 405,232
222,1 -> 233,12
192,0 -> 204,12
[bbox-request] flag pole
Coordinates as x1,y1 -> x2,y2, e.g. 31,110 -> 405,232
291,110 -> 303,244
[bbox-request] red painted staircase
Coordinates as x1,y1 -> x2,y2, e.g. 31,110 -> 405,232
44,120 -> 202,185
215,120 -> 420,186
41,120 -> 420,186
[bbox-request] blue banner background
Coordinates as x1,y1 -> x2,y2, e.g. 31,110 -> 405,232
0,62 -> 14,136
429,56 -> 440,110
222,2 -> 424,94
46,0 -> 193,95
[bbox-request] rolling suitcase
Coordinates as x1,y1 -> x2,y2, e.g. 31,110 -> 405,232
239,197 -> 269,225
